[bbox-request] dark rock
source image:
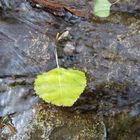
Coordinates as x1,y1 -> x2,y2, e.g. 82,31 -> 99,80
0,12 -> 56,76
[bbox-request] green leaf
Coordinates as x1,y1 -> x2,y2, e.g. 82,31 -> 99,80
34,68 -> 86,106
93,0 -> 111,17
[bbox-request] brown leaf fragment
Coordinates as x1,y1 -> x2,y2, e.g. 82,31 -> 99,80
31,0 -> 89,17
6,124 -> 17,135
0,124 -> 5,129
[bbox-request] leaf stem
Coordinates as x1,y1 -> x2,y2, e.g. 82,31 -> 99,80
54,46 -> 60,68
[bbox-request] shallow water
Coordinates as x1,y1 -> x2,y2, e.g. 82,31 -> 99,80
0,0 -> 140,139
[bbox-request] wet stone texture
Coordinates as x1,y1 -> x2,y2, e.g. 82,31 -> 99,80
0,0 -> 140,140
34,104 -> 105,140
0,13 -> 56,76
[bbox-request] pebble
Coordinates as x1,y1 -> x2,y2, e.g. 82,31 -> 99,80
63,42 -> 75,55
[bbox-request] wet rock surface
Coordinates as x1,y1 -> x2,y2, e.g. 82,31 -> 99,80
0,0 -> 140,139
35,104 -> 105,140
0,10 -> 57,76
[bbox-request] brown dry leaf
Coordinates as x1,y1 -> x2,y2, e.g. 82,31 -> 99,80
31,0 -> 88,17
56,30 -> 69,42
